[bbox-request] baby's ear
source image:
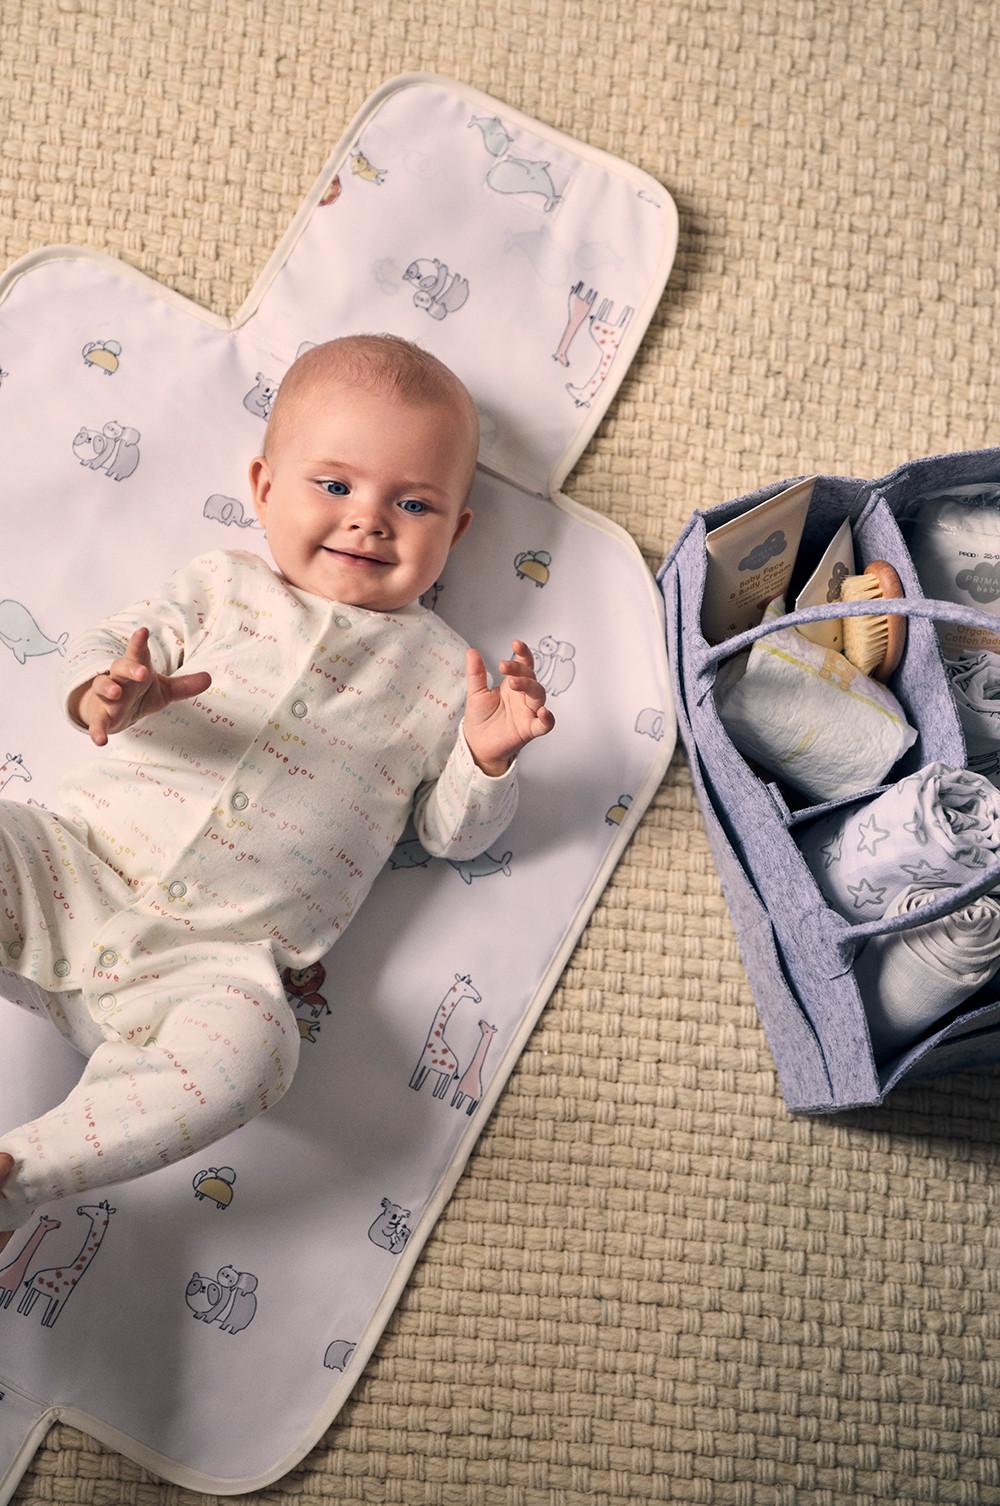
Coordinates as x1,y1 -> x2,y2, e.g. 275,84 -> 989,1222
248,456 -> 270,520
450,507 -> 473,547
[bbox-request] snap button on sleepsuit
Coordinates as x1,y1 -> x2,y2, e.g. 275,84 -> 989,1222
53,958 -> 70,977
230,791 -> 249,810
167,881 -> 187,898
99,948 -> 118,967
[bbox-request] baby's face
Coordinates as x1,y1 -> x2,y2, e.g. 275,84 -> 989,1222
249,383 -> 475,612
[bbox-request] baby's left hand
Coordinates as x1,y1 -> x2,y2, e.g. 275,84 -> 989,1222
463,640 -> 555,777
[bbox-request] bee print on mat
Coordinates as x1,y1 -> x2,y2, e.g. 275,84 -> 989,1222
192,1166 -> 237,1210
514,549 -> 551,588
81,340 -> 122,376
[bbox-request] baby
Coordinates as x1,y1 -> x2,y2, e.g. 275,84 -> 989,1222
0,333 -> 554,1249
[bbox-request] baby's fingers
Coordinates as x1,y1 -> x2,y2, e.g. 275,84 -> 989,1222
162,670 -> 213,704
503,674 -> 547,707
86,695 -> 115,747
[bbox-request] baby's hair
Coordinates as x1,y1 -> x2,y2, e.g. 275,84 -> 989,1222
263,334 -> 480,494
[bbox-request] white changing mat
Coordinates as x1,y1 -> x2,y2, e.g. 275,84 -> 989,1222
0,73 -> 677,1497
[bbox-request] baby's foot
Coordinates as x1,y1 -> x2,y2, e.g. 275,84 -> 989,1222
0,1154 -> 15,1256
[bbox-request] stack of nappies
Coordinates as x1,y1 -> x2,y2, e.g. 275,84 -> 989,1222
713,597 -> 917,801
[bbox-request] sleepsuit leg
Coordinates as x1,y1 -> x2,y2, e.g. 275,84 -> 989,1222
0,937 -> 300,1231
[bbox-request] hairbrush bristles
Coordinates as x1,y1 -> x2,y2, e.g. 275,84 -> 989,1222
840,560 -> 905,680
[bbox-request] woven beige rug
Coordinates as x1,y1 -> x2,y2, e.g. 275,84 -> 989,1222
4,1 -> 1000,1503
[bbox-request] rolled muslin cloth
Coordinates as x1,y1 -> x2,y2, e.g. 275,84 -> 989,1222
855,883 -> 1000,1060
800,762 -> 1000,918
713,597 -> 917,801
945,650 -> 1000,784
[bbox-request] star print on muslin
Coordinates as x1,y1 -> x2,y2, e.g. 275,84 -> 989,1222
903,815 -> 928,846
901,859 -> 948,881
820,831 -> 844,868
856,814 -> 890,856
847,878 -> 888,909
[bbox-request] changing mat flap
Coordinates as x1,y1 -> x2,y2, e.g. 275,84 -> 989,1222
0,74 -> 675,1498
240,73 -> 679,499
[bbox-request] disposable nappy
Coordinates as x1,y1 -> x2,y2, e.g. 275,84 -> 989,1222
713,596 -> 917,801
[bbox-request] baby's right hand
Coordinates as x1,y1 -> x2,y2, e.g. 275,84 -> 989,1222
73,626 -> 213,746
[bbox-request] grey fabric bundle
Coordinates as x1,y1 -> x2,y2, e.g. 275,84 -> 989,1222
856,883 -> 1000,1060
945,650 -> 1000,783
798,763 -> 1000,920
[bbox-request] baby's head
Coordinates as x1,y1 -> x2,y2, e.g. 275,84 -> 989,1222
249,334 -> 480,612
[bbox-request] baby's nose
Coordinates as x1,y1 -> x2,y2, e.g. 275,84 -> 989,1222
348,499 -> 392,534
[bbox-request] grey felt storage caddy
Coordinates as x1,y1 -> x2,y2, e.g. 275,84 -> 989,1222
658,444 -> 1000,1114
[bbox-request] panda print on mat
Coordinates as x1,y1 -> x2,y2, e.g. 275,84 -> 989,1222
72,419 -> 141,479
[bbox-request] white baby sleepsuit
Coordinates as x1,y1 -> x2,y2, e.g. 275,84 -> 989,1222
0,548 -> 518,1231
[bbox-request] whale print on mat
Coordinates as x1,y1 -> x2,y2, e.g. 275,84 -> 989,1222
72,420 -> 141,479
487,157 -> 564,214
468,114 -> 514,157
186,1263 -> 258,1333
389,834 -> 433,870
449,850 -> 512,885
468,111 -> 567,214
0,600 -> 68,663
17,1201 -> 115,1327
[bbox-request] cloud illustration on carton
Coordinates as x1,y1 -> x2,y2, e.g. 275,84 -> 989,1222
739,530 -> 786,571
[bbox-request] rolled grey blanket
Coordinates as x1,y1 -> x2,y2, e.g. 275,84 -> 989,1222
800,762 -> 1000,919
856,883 -> 1000,1060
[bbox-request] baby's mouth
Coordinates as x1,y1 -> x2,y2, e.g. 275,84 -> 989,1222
322,547 -> 392,567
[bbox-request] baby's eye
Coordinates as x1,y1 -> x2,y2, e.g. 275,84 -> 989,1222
397,498 -> 429,515
320,480 -> 350,496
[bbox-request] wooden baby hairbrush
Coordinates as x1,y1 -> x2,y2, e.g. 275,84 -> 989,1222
840,560 -> 906,681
